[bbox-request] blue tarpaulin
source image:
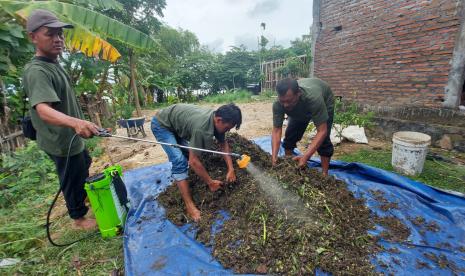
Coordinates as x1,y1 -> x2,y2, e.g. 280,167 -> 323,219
123,137 -> 465,275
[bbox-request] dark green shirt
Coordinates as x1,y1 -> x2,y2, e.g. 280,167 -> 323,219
23,57 -> 85,157
273,78 -> 334,127
156,104 -> 224,151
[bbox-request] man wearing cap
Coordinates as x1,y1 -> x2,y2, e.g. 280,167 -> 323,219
271,78 -> 335,176
23,9 -> 100,230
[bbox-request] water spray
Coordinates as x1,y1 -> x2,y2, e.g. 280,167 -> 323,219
97,129 -> 251,169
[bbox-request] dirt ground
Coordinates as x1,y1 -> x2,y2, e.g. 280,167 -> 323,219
90,101 -> 389,175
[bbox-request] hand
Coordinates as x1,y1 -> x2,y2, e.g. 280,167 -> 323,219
73,119 -> 99,138
293,155 -> 309,169
208,179 -> 223,192
226,170 -> 236,183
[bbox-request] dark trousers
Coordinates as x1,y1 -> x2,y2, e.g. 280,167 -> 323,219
48,150 -> 92,219
282,109 -> 334,157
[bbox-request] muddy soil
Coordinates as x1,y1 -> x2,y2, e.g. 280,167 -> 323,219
157,134 -> 411,275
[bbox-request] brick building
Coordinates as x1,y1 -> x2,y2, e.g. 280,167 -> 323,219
311,0 -> 465,108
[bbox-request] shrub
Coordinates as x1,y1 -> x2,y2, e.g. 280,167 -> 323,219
0,142 -> 57,208
202,90 -> 252,104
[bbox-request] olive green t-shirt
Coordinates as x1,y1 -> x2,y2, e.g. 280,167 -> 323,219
273,78 -> 334,127
156,104 -> 224,151
23,57 -> 85,157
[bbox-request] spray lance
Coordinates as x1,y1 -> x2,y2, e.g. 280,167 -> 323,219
97,129 -> 251,169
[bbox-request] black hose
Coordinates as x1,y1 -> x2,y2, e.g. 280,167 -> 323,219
46,133 -> 98,247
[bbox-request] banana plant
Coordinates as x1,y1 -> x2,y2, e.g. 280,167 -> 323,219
0,0 -> 158,63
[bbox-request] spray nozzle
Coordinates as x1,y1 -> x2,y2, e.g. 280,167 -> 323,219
236,154 -> 251,169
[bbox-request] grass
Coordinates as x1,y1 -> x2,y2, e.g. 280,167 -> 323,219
202,90 -> 253,103
201,89 -> 275,104
337,148 -> 465,194
0,141 -> 123,275
141,89 -> 276,111
86,137 -> 104,158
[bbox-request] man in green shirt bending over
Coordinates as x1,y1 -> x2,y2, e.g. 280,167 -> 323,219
271,78 -> 335,176
151,103 -> 242,221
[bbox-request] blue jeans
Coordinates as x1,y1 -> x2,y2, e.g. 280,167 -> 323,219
151,116 -> 189,181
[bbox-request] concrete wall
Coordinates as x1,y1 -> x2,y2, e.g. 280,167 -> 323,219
312,0 -> 464,108
362,105 -> 465,152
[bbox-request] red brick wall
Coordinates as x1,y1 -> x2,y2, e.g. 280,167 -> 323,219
314,0 -> 463,107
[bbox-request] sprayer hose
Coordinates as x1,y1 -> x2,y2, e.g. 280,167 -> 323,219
46,134 -> 98,247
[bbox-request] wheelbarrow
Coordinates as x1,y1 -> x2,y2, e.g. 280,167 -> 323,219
117,117 -> 147,137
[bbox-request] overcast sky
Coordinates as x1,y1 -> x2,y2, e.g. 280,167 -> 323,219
162,0 -> 313,53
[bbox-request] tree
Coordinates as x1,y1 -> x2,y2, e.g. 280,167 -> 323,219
0,0 -> 158,125
221,46 -> 259,89
103,0 -> 166,116
0,1 -> 157,61
290,34 -> 312,61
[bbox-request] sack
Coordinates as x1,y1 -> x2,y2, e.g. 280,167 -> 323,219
21,116 -> 37,140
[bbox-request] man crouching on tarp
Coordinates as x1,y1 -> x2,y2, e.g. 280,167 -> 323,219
151,103 -> 242,221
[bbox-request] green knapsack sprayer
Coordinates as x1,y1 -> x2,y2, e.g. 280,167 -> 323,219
84,165 -> 129,238
46,135 -> 130,246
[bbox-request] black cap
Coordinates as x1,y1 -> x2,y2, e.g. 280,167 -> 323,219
26,9 -> 74,33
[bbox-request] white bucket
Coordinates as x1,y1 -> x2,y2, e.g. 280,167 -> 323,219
391,131 -> 431,176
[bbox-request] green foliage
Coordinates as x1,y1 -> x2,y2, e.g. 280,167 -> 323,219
0,141 -> 122,274
103,0 -> 166,36
0,22 -> 33,76
290,34 -> 312,60
202,90 -> 252,104
259,89 -> 275,99
333,99 -> 374,138
158,26 -> 199,58
274,55 -> 308,78
120,103 -> 135,119
0,142 -> 57,208
334,99 -> 374,128
219,46 -> 260,90
338,148 -> 465,194
305,98 -> 375,137
1,1 -> 159,51
86,137 -> 104,158
259,35 -> 269,49
167,94 -> 180,105
0,142 -> 56,256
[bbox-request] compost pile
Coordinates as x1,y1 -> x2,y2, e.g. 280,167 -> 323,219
158,134 -> 400,275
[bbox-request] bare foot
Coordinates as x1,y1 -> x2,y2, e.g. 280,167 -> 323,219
73,217 -> 97,230
186,206 -> 201,222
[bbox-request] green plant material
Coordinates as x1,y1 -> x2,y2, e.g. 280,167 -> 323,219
274,55 -> 308,78
0,141 -> 123,275
0,141 -> 57,208
338,148 -> 465,194
0,21 -> 33,76
158,134 -> 380,274
202,90 -> 253,104
86,137 -> 104,158
333,99 -> 375,139
118,103 -> 135,119
1,1 -> 158,52
167,94 -> 180,105
258,89 -> 275,99
261,213 -> 267,245
334,99 -> 375,128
